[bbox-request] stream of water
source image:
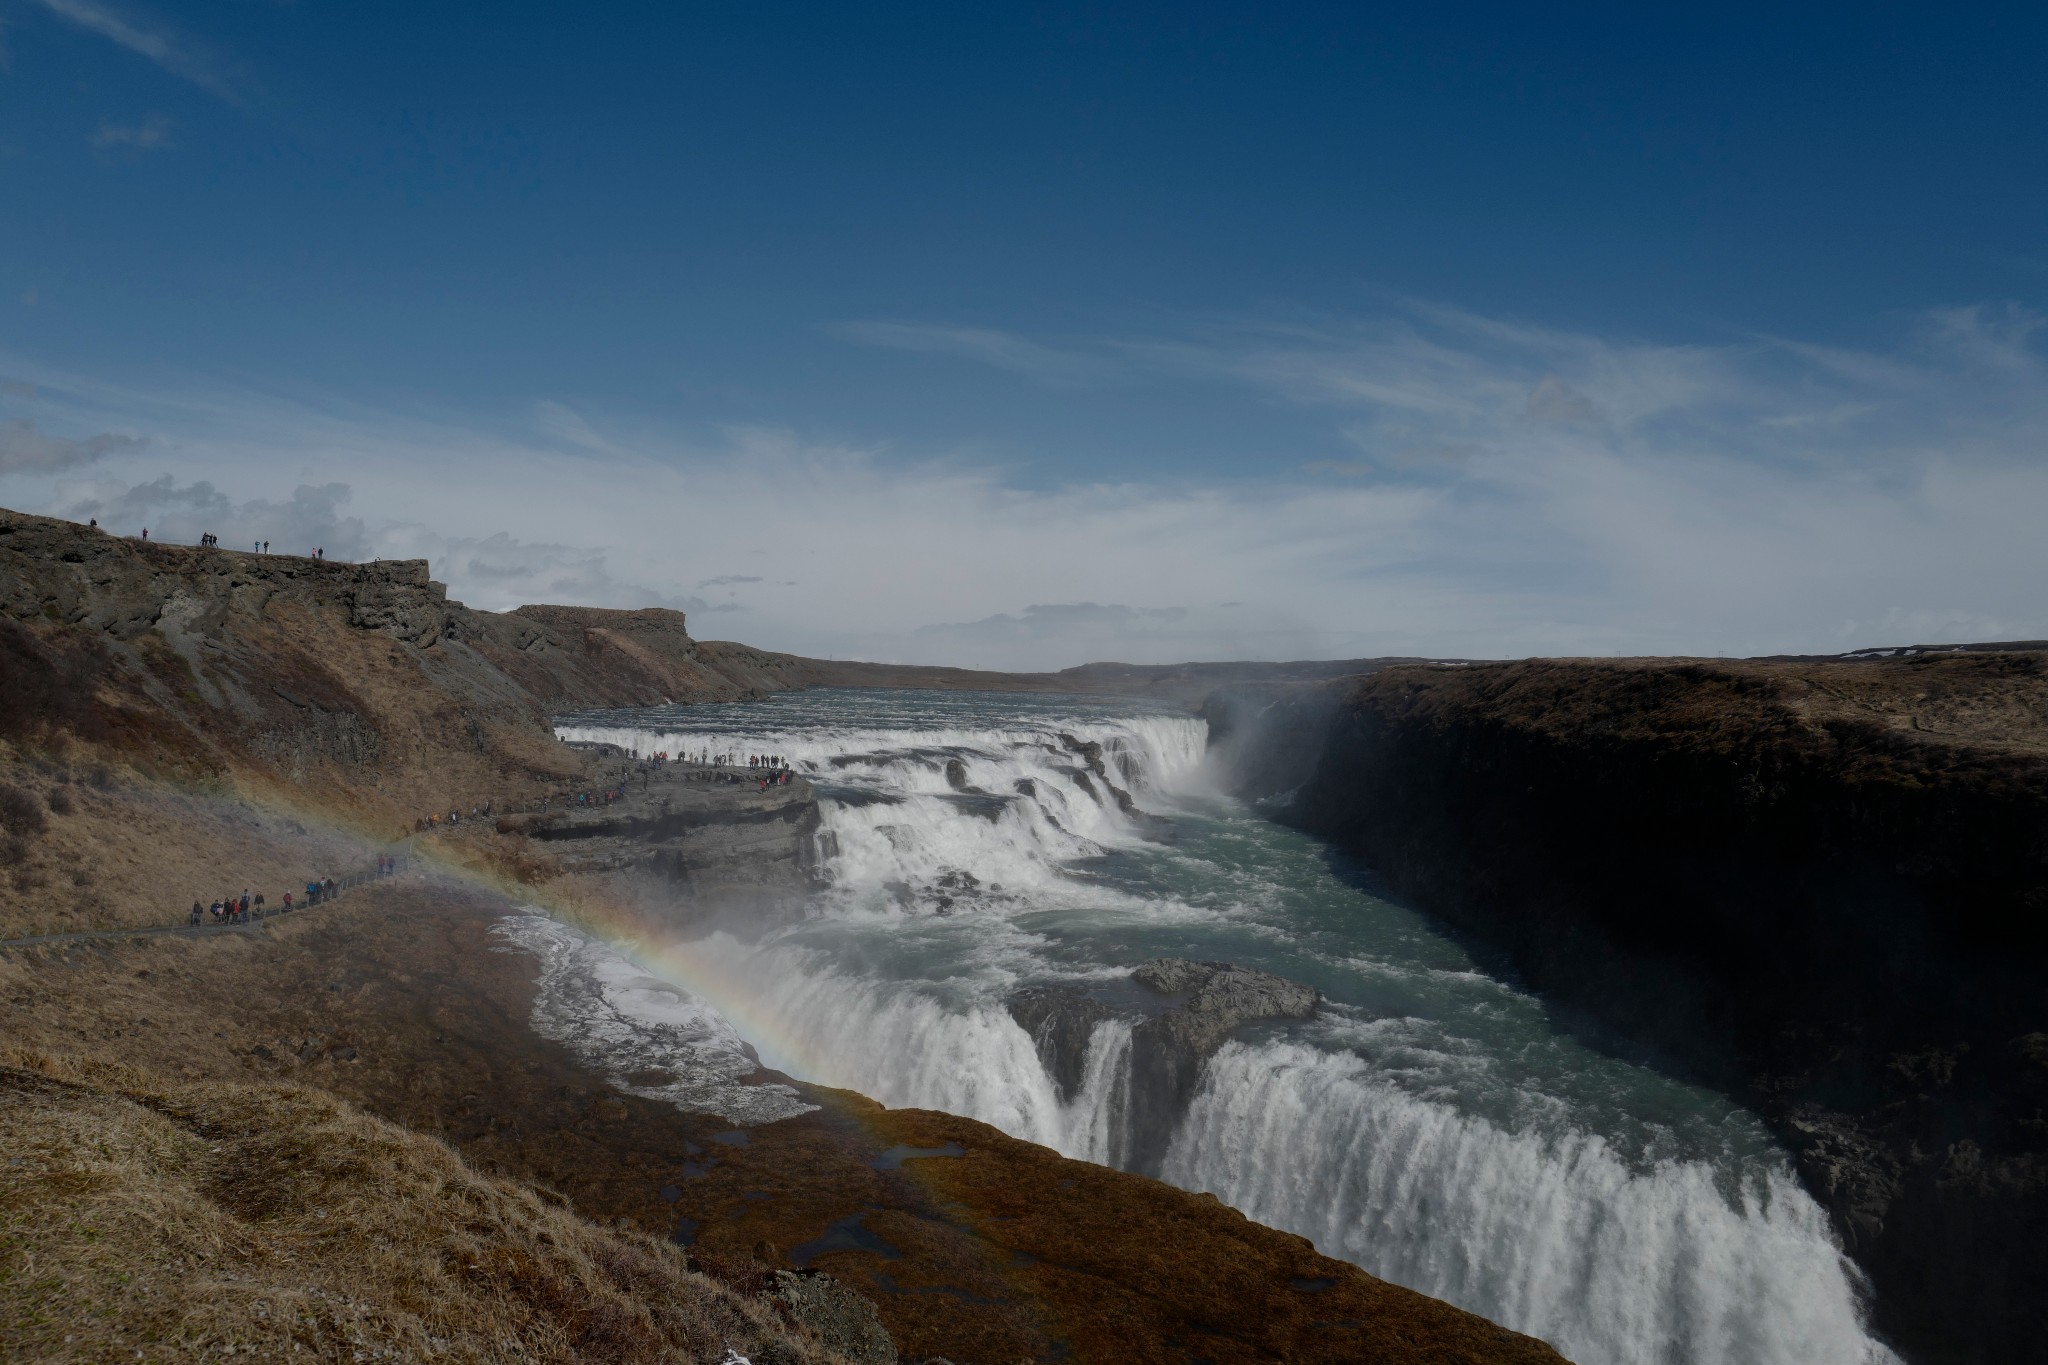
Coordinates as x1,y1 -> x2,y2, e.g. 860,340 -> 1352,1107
552,688 -> 1897,1365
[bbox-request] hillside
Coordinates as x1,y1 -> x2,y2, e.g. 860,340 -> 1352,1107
0,509 -> 1566,1365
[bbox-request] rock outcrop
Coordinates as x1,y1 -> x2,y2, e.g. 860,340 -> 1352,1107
766,1269 -> 899,1364
1207,654 -> 2048,1365
520,764 -> 822,934
1009,957 -> 1320,1173
1007,985 -> 1119,1104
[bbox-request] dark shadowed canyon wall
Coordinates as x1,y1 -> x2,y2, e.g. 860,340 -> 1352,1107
1205,655 -> 2048,1365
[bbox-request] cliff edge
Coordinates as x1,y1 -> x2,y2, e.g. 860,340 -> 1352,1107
1207,654 -> 2048,1365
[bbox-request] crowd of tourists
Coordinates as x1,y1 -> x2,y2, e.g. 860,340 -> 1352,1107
646,750 -> 796,790
183,853 -> 406,929
127,526 -> 337,559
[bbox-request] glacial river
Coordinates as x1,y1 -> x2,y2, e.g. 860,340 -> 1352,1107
551,688 -> 1897,1365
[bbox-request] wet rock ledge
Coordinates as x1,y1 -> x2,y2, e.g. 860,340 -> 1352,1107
504,758 -> 822,933
1009,957 -> 1320,1173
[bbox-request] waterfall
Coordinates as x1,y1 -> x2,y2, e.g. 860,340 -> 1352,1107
1164,1041 -> 1895,1365
552,690 -> 1900,1365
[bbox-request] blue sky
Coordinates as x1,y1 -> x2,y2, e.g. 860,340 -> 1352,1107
3,2 -> 2046,666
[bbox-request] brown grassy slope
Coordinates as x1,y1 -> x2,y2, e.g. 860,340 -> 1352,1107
1361,651 -> 2048,755
0,763 -> 369,939
0,887 -> 1570,1365
0,1056 -> 854,1365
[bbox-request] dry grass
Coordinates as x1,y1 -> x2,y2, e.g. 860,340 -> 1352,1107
0,754 -> 373,940
0,1050 -> 848,1365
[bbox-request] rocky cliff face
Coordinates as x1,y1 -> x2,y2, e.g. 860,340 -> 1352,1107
1206,655 -> 2048,1365
513,758 -> 822,934
1008,956 -> 1320,1173
0,510 -> 819,929
0,511 -> 865,947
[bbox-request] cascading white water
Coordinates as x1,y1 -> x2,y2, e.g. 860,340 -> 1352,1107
1165,1041 -> 1889,1365
551,689 -> 1901,1365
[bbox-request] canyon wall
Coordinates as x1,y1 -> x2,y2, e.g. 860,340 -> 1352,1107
1205,656 -> 2048,1365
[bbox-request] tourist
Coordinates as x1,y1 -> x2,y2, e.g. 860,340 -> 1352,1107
189,900 -> 203,926
283,890 -> 292,910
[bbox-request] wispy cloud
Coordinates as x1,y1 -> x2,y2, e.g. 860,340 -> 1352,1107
34,0 -> 235,100
91,113 -> 172,151
0,418 -> 141,473
831,321 -> 1117,387
5,295 -> 2048,666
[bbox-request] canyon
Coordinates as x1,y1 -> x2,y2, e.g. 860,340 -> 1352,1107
0,510 -> 1563,1365
5,505 -> 2041,1363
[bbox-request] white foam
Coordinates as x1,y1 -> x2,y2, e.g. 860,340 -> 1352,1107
1166,1040 -> 1900,1365
492,911 -> 815,1126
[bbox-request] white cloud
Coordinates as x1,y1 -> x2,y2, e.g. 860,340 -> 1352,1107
57,476 -> 362,553
33,0 -> 234,100
4,297 -> 2047,668
831,321 -> 1116,387
0,418 -> 141,473
91,113 -> 172,150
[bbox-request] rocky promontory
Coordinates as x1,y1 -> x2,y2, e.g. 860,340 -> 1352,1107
1010,956 -> 1320,1172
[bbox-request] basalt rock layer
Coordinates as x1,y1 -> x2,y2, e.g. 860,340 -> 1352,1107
1206,654 -> 2048,1365
518,760 -> 822,932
